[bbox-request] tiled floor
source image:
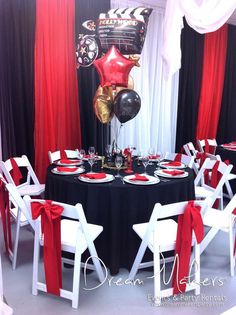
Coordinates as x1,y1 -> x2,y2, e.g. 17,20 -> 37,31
1,221 -> 236,315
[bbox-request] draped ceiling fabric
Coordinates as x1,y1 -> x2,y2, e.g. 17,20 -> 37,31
34,0 -> 81,181
175,21 -> 204,152
111,0 -> 179,154
0,0 -> 36,162
196,24 -> 228,141
163,0 -> 236,79
75,0 -> 110,154
217,25 -> 236,144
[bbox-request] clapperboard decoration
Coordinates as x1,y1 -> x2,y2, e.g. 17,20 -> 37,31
96,7 -> 152,55
77,7 -> 153,66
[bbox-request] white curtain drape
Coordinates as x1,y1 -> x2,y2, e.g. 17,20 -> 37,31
111,0 -> 179,155
163,0 -> 236,79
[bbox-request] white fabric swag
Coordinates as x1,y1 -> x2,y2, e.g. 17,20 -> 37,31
111,0 -> 179,155
163,0 -> 236,79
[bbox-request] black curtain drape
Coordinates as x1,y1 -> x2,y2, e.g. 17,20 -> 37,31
217,25 -> 236,144
0,0 -> 35,162
75,0 -> 110,154
175,21 -> 204,152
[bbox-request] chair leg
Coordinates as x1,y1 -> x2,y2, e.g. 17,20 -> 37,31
194,244 -> 200,295
200,227 -> 219,254
153,242 -> 161,306
229,228 -> 235,277
225,181 -> 234,199
71,249 -> 81,309
128,238 -> 149,280
12,210 -> 21,270
32,235 -> 40,295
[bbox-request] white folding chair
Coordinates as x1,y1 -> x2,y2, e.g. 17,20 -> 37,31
23,196 -> 105,309
194,158 -> 233,210
0,155 -> 45,197
128,200 -> 207,302
201,194 -> 236,276
48,150 -> 79,164
197,138 -> 217,153
3,182 -> 34,269
183,142 -> 200,175
164,152 -> 194,168
206,152 -> 236,200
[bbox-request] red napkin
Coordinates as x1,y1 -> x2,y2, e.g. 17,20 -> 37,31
56,167 -> 78,172
10,158 -> 23,185
174,153 -> 182,162
164,161 -> 182,167
31,201 -> 63,296
130,173 -> 149,181
172,201 -> 203,294
60,159 -> 80,164
162,170 -> 184,176
80,173 -> 106,179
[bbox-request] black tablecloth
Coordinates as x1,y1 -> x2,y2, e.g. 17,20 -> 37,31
216,145 -> 236,192
45,160 -> 195,275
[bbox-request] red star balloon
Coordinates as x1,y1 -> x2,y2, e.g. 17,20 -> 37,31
94,45 -> 136,88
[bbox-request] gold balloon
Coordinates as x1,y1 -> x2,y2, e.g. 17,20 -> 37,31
115,75 -> 134,95
93,86 -> 114,124
129,55 -> 140,67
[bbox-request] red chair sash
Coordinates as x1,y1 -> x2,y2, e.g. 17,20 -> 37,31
0,179 -> 13,254
204,139 -> 215,154
60,150 -> 67,159
172,201 -> 203,295
10,158 -> 23,186
31,200 -> 64,296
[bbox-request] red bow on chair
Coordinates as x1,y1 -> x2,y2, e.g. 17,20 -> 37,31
0,179 -> 13,254
172,201 -> 203,295
31,200 -> 64,296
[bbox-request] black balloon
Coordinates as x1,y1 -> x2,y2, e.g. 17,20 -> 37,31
114,89 -> 141,123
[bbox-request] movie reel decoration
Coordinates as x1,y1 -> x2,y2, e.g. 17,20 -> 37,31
76,35 -> 98,67
76,7 -> 152,124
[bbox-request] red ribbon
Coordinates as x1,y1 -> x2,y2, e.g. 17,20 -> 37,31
31,200 -> 64,296
173,201 -> 203,295
174,153 -> 182,162
10,158 -> 23,186
0,179 -> 13,254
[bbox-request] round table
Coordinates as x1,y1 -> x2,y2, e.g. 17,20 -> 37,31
45,159 -> 195,275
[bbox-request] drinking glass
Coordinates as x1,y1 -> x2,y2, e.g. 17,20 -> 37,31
105,144 -> 112,157
88,155 -> 95,173
156,152 -> 163,170
115,156 -> 123,178
88,146 -> 96,156
141,156 -> 149,174
148,147 -> 155,165
79,149 -> 85,160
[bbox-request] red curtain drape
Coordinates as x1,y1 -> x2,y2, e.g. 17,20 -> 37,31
34,0 -> 81,182
196,24 -> 228,141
